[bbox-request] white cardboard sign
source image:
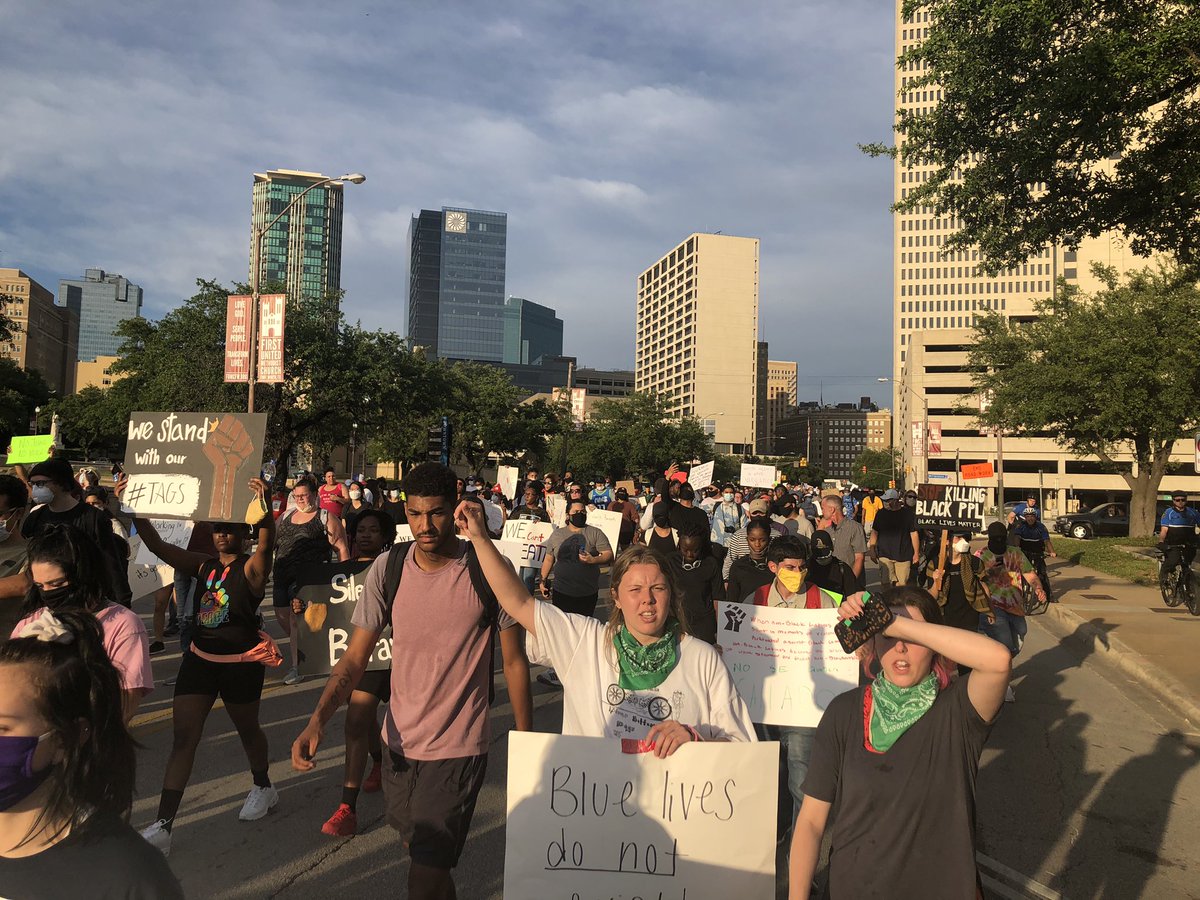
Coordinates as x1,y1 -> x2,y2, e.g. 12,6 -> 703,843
739,463 -> 776,489
586,508 -> 622,552
504,732 -> 777,900
134,518 -> 194,566
498,465 -> 520,502
688,460 -> 715,491
716,603 -> 859,726
498,520 -> 557,569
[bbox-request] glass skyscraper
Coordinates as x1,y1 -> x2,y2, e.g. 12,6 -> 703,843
251,169 -> 345,303
503,297 -> 563,364
406,207 -> 507,360
57,269 -> 142,362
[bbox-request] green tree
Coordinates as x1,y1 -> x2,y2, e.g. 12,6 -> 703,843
0,359 -> 50,447
869,0 -> 1200,271
970,262 -> 1200,536
0,298 -> 17,345
851,447 -> 902,491
49,387 -> 131,458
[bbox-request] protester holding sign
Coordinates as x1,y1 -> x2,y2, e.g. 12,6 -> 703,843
131,478 -> 279,858
789,586 -> 1012,899
458,500 -> 755,754
291,463 -> 532,900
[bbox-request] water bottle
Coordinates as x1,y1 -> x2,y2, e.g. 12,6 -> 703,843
262,459 -> 277,483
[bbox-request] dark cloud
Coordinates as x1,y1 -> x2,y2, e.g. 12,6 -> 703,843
0,0 -> 896,405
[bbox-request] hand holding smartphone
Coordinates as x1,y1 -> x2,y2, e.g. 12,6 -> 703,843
835,593 -> 895,654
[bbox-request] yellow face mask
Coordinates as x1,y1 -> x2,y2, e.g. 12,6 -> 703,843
775,566 -> 804,593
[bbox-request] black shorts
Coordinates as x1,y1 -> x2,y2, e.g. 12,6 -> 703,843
355,668 -> 391,702
551,590 -> 599,618
271,570 -> 298,608
173,652 -> 266,705
382,751 -> 487,869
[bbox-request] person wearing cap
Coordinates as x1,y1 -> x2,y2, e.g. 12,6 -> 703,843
1158,490 -> 1200,590
609,487 -> 641,549
721,497 -> 791,581
806,529 -> 859,597
19,457 -> 132,608
867,489 -> 920,589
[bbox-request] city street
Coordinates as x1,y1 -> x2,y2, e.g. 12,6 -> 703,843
126,564 -> 1200,900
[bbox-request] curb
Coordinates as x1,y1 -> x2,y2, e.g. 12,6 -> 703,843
1036,601 -> 1200,730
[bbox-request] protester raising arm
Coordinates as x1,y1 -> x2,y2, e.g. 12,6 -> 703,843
455,499 -> 539,636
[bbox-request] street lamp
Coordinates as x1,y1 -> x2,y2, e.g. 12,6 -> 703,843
878,377 -> 928,484
350,421 -> 358,478
247,172 -> 366,413
33,406 -> 40,435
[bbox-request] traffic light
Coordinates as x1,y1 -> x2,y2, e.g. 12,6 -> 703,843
862,465 -> 868,474
426,416 -> 453,465
798,457 -> 807,467
889,479 -> 896,489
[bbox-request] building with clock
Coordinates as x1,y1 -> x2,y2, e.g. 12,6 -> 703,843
406,206 -> 508,361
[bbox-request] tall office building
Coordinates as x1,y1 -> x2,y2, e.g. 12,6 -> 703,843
251,169 -> 346,303
766,360 -> 798,453
635,233 -> 759,455
405,207 -> 508,361
889,1 -> 1191,505
57,269 -> 141,363
1,268 -> 78,394
774,405 -> 892,481
503,297 -> 563,364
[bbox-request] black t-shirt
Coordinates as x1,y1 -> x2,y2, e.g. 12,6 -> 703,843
807,558 -> 859,599
380,499 -> 407,526
725,555 -> 774,605
942,569 -> 980,631
192,555 -> 263,653
802,675 -> 993,899
669,503 -> 710,542
871,507 -> 917,561
647,530 -> 677,556
22,503 -> 131,606
669,555 -> 724,644
0,814 -> 183,899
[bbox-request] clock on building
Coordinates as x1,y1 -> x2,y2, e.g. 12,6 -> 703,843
445,211 -> 468,233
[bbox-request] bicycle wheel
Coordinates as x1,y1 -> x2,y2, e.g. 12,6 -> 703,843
1162,567 -> 1184,607
1021,582 -> 1040,615
1186,575 -> 1200,617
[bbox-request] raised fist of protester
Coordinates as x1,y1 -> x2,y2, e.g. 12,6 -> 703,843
202,416 -> 255,519
646,720 -> 697,758
454,499 -> 488,539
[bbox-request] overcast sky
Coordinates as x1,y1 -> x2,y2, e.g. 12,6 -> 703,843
0,0 -> 896,406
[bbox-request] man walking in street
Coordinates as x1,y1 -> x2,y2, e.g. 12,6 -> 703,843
860,488 -> 883,537
867,488 -> 920,588
820,493 -> 867,588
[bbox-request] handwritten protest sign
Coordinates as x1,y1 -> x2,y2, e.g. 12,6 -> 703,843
688,460 -> 715,491
504,732 -> 776,900
739,463 -> 776,489
546,493 -> 567,527
121,412 -> 267,522
915,482 -> 988,532
587,508 -> 622,552
498,465 -> 520,502
133,519 -> 194,567
294,559 -> 391,676
717,604 -> 858,727
499,520 -> 556,569
4,435 -> 55,465
395,525 -> 414,544
125,535 -> 172,602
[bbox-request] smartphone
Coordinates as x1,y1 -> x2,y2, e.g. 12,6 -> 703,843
835,596 -> 895,654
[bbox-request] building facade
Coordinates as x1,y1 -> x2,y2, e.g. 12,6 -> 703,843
57,269 -> 141,363
1,268 -> 78,395
251,169 -> 346,303
574,367 -> 635,397
73,354 -> 124,392
765,359 -> 798,454
635,233 -> 760,455
774,404 -> 892,481
503,297 -> 563,364
406,207 -> 508,361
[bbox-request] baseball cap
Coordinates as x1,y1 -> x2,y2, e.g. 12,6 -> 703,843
464,477 -> 480,493
1172,490 -> 1187,499
881,489 -> 899,501
748,498 -> 771,515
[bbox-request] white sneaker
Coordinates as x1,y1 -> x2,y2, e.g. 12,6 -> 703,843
1004,685 -> 1016,703
140,819 -> 172,857
283,667 -> 303,686
239,785 -> 279,821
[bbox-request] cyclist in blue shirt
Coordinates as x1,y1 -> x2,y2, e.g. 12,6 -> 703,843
1159,490 -> 1200,579
1008,494 -> 1041,526
1013,509 -> 1055,556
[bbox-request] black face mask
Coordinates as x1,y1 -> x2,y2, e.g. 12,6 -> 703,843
653,515 -> 671,528
813,553 -> 833,567
37,584 -> 73,607
569,512 -> 588,528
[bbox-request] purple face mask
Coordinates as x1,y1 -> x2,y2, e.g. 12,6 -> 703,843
0,732 -> 53,811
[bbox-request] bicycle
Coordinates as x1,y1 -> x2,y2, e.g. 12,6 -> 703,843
1018,538 -> 1052,615
1155,546 -> 1199,615
1021,576 -> 1050,616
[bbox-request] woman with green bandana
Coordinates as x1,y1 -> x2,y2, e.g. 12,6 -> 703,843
788,585 -> 1012,899
454,501 -> 755,757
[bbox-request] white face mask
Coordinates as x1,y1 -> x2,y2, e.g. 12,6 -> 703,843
388,490 -> 400,500
349,489 -> 362,500
723,493 -> 734,503
953,538 -> 970,554
31,485 -> 54,506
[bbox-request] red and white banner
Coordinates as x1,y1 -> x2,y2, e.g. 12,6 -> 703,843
223,294 -> 252,383
257,294 -> 286,383
927,420 -> 942,455
911,421 -> 925,458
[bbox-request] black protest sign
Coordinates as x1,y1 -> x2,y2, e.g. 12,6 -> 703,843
293,559 -> 392,676
914,483 -> 988,532
122,412 -> 267,522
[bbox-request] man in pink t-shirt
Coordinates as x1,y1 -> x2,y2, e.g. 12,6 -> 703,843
291,463 -> 532,898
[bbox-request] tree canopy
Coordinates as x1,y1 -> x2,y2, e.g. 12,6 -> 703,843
851,447 -> 902,491
969,262 -> 1200,535
874,0 -> 1200,272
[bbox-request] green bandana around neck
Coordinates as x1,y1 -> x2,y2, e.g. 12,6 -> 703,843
613,620 -> 680,691
868,670 -> 938,752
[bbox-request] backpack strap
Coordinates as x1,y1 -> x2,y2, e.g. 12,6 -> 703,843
464,542 -> 501,705
382,542 -> 413,622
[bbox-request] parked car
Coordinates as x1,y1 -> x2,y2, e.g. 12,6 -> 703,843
1055,502 -> 1130,539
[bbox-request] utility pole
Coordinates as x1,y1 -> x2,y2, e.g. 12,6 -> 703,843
556,360 -> 575,477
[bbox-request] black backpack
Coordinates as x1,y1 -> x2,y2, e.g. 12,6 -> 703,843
381,542 -> 503,703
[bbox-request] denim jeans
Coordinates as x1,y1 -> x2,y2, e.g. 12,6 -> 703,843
519,566 -> 539,595
757,723 -> 818,844
980,608 -> 1027,656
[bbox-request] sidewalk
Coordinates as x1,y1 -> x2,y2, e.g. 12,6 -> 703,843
1035,555 -> 1200,728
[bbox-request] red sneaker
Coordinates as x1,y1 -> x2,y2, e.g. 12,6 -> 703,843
362,761 -> 382,794
321,803 -> 358,836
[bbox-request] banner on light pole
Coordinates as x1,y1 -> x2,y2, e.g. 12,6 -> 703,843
223,294 -> 252,383
256,294 -> 286,383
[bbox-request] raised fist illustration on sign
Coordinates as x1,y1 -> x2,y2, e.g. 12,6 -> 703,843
202,416 -> 255,520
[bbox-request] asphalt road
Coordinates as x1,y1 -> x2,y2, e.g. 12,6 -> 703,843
127,574 -> 1200,899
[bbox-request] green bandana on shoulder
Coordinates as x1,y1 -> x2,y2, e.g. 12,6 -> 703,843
613,620 -> 680,691
869,671 -> 938,752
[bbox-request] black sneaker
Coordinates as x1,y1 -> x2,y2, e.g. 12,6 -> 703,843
149,641 -> 166,655
164,623 -> 180,636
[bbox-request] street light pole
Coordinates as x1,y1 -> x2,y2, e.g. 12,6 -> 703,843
878,377 -> 928,485
247,172 -> 365,413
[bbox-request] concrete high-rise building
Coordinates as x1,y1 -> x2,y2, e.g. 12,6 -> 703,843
774,405 -> 892,481
890,1 -> 1192,507
405,207 -> 508,361
1,268 -> 78,394
755,341 -> 770,454
503,297 -> 563,365
251,169 -> 346,303
766,360 -> 798,452
57,269 -> 141,363
74,355 -> 125,392
635,233 -> 759,455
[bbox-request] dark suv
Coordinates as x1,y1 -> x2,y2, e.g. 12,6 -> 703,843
1055,502 -> 1129,539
